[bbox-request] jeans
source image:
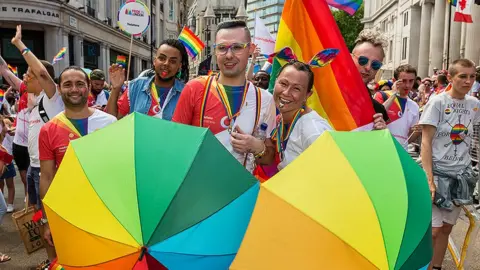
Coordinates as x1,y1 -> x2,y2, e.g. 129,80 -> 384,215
27,166 -> 41,209
0,191 -> 6,224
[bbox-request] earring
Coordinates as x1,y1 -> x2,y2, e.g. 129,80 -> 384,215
176,70 -> 182,79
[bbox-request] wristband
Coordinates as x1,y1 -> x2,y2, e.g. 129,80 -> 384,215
254,143 -> 266,159
21,48 -> 31,55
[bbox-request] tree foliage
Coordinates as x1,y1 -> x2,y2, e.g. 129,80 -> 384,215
332,5 -> 365,52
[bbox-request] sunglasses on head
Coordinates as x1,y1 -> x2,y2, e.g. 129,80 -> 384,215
356,55 -> 383,71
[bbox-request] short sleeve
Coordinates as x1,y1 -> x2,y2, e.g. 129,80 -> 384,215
172,81 -> 197,125
419,97 -> 441,127
39,125 -> 54,161
263,95 -> 276,138
117,89 -> 131,116
302,117 -> 332,149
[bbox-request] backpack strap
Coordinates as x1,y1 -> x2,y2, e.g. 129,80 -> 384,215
38,97 -> 50,123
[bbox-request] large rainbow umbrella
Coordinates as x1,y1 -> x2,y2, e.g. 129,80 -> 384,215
231,130 -> 432,270
43,113 -> 259,269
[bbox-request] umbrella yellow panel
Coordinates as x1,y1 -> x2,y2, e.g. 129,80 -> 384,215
43,147 -> 139,248
231,187 -> 378,270
264,132 -> 388,269
63,252 -> 140,270
45,204 -> 139,267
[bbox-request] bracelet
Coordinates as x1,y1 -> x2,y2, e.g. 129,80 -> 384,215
21,48 -> 31,55
254,143 -> 266,159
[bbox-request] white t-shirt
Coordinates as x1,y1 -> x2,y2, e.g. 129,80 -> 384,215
278,110 -> 332,171
2,134 -> 14,155
419,92 -> 480,172
216,87 -> 276,173
13,93 -> 34,147
28,90 -> 65,167
387,98 -> 420,150
93,90 -> 109,107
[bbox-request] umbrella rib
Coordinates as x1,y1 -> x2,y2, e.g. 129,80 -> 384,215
265,188 -> 381,270
150,251 -> 236,257
146,129 -> 209,245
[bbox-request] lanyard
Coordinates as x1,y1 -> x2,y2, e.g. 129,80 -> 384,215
151,83 -> 172,110
271,107 -> 304,160
200,75 -> 261,132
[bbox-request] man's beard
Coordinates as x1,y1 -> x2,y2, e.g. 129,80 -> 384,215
62,94 -> 88,108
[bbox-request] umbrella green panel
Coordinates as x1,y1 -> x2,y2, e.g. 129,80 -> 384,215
330,130 -> 408,269
147,131 -> 258,246
391,138 -> 432,270
71,114 -> 142,244
132,114 -> 210,243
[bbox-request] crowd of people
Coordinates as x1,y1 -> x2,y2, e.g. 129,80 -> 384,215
0,19 -> 479,270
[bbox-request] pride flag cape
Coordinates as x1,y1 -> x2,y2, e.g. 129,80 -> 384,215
178,26 -> 205,59
270,0 -> 375,131
326,0 -> 363,15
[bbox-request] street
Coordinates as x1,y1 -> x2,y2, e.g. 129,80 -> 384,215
0,175 -> 479,269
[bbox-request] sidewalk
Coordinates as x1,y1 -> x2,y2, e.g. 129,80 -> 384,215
0,174 -> 46,270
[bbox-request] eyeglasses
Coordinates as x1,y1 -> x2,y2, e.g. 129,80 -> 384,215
213,43 -> 250,55
353,54 -> 383,71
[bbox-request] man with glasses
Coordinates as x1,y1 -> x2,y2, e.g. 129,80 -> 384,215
351,29 -> 389,125
106,39 -> 189,120
173,20 -> 276,173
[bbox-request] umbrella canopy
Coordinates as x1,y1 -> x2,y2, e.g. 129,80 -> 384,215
43,113 -> 259,269
231,130 -> 432,270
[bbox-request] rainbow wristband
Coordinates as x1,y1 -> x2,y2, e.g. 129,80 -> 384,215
21,48 -> 31,55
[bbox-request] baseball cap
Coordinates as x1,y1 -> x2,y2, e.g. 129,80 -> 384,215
90,69 -> 105,81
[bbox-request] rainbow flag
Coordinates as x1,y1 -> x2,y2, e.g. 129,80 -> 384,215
326,0 -> 363,15
52,47 -> 67,65
0,89 -> 4,103
48,258 -> 64,270
270,0 -> 375,131
116,55 -> 127,67
7,64 -> 18,77
178,26 -> 205,59
448,0 -> 457,6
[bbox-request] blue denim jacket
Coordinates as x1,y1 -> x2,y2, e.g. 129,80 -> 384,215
127,76 -> 185,121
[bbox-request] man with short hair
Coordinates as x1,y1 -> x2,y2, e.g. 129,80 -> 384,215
351,29 -> 389,129
420,59 -> 479,270
88,69 -> 110,108
173,20 -> 276,173
468,66 -> 480,98
252,70 -> 270,90
39,66 -> 116,259
374,64 -> 420,149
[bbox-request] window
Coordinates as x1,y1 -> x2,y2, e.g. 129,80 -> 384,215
169,0 -> 174,21
142,59 -> 148,71
152,14 -> 157,46
160,0 -> 164,12
69,35 -> 75,66
86,0 -> 96,18
106,0 -> 112,25
402,37 -> 408,60
389,40 -> 393,62
403,11 -> 408,26
83,40 -> 99,69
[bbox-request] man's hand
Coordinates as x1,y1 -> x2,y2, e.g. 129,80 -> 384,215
428,178 -> 436,202
11,25 -> 22,46
373,113 -> 387,130
252,44 -> 260,60
109,64 -> 125,90
43,224 -> 54,247
230,126 -> 264,154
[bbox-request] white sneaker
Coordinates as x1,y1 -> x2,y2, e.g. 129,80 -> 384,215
6,204 -> 14,213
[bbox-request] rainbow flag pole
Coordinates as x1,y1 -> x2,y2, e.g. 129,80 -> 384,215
178,26 -> 205,59
270,0 -> 375,131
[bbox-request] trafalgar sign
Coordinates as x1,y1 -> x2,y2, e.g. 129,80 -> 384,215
0,4 -> 61,24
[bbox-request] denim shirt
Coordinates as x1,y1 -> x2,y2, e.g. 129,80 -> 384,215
127,76 -> 185,121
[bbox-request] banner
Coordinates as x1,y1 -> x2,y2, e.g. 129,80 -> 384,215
454,0 -> 474,23
254,15 -> 276,56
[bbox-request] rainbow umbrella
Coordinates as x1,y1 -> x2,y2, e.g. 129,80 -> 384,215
231,130 -> 432,270
43,113 -> 259,269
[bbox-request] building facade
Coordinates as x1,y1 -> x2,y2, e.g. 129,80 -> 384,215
187,0 -> 248,75
246,0 -> 284,38
0,0 -> 183,81
363,0 -> 480,78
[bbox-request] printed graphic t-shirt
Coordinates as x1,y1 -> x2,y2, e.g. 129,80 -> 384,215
419,92 -> 480,172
